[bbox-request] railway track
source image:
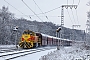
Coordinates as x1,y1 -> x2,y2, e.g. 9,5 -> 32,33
0,47 -> 56,60
0,48 -> 22,53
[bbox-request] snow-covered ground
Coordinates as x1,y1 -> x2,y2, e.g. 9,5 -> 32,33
0,47 -> 56,60
0,42 -> 90,60
39,42 -> 90,60
39,47 -> 90,60
0,45 -> 16,49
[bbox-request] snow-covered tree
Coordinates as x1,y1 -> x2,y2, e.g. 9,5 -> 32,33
0,6 -> 15,45
86,2 -> 90,45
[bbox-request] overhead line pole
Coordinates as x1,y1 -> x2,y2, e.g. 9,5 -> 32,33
61,5 -> 77,26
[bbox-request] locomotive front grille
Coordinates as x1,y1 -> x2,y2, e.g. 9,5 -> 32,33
19,42 -> 34,48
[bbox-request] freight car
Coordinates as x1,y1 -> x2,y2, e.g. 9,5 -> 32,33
19,30 -> 72,48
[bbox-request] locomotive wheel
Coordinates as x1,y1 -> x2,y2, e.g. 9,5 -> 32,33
38,43 -> 41,47
33,43 -> 36,48
33,43 -> 38,48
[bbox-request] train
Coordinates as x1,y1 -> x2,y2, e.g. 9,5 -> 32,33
19,30 -> 73,49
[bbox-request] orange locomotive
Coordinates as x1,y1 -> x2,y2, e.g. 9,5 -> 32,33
19,30 -> 41,48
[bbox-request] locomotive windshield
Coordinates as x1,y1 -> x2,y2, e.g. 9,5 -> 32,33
23,30 -> 35,35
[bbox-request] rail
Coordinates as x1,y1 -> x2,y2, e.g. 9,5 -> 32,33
0,47 -> 56,60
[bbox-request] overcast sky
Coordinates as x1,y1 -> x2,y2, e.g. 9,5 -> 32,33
0,0 -> 90,30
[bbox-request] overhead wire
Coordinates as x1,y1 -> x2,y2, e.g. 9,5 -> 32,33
22,0 -> 62,23
32,0 -> 61,23
66,0 -> 73,25
17,6 -> 61,17
32,0 -> 48,19
14,5 -> 61,18
36,6 -> 61,15
15,15 -> 60,17
76,0 -> 80,24
73,0 -> 80,25
4,0 -> 66,26
71,9 -> 76,24
75,8 -> 79,24
78,0 -> 80,6
67,9 -> 73,24
67,0 -> 68,4
71,0 -> 81,29
22,0 -> 44,22
75,0 -> 80,24
3,0 -> 31,19
17,6 -> 61,16
71,0 -> 77,24
66,0 -> 80,28
73,0 -> 74,4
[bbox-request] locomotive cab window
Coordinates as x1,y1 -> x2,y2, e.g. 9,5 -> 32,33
23,30 -> 34,35
23,31 -> 28,34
